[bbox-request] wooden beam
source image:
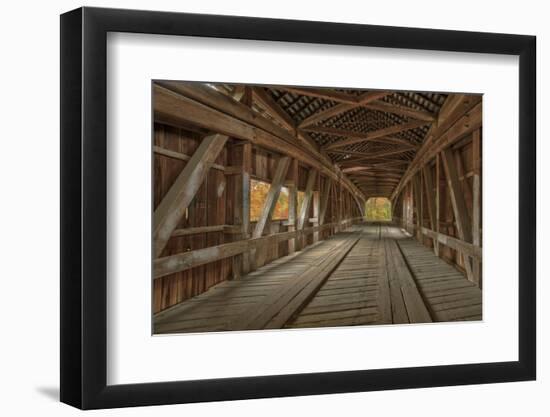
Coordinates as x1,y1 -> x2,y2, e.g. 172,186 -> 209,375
154,84 -> 365,203
297,170 -> 317,231
301,125 -> 370,139
313,189 -> 320,243
154,221 -> 345,278
236,142 -> 252,275
252,87 -> 296,131
288,159 -> 299,254
296,129 -> 322,153
421,227 -> 481,259
357,91 -> 393,105
441,148 -> 472,243
454,150 -> 473,218
349,172 -> 402,179
422,165 -> 437,230
441,147 -> 474,282
299,103 -> 356,128
250,156 -> 290,270
252,88 -> 323,155
154,146 -> 225,172
319,179 -> 332,226
412,174 -> 423,241
363,101 -> 436,122
252,156 -> 291,238
298,91 -> 391,128
231,85 -> 246,102
172,225 -> 225,237
153,133 -> 229,258
280,87 -> 358,104
390,94 -> 482,200
435,154 -> 440,256
324,120 -> 429,150
472,129 -> 482,287
337,146 -> 416,163
301,126 -> 417,148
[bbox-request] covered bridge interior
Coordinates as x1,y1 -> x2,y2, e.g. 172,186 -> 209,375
153,81 -> 482,333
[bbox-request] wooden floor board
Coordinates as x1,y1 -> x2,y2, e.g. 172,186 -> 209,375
154,224 -> 482,333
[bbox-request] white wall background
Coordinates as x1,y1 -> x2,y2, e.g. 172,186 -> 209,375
0,0 -> 545,415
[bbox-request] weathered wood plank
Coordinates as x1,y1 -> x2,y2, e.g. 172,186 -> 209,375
386,237 -> 432,323
155,222 -> 341,278
383,237 -> 409,324
435,154 -> 440,256
229,233 -> 360,330
154,145 -> 226,172
172,225 -> 226,237
441,147 -> 474,281
288,159 -> 299,254
297,169 -> 317,231
472,129 -> 482,287
319,179 -> 332,226
413,173 -> 423,241
420,227 -> 481,259
153,133 -> 229,258
422,165 -> 437,231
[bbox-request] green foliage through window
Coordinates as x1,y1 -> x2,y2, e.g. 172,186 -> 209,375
365,197 -> 392,221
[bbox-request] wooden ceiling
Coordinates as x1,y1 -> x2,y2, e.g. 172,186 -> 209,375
209,83 -> 448,198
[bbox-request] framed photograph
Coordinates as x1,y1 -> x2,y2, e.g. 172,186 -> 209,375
60,6 -> 536,409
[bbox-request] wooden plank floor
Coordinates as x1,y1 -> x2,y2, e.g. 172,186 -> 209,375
285,225 -> 384,328
396,236 -> 482,321
154,229 -> 363,333
154,224 -> 481,334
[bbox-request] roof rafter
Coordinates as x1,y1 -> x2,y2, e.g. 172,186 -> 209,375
363,101 -> 436,122
279,87 -> 358,104
299,91 -> 391,128
324,120 -> 430,151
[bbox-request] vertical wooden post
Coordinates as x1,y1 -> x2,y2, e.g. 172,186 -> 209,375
297,169 -> 317,248
250,155 -> 291,270
330,181 -> 337,236
229,144 -> 242,280
413,174 -> 422,241
313,181 -> 320,243
454,150 -> 473,218
472,130 -> 482,287
319,179 -> 332,233
422,163 -> 437,251
241,142 -> 252,274
401,185 -> 409,231
435,154 -> 440,256
420,170 -> 424,243
441,147 -> 474,282
287,159 -> 299,255
229,141 -> 252,278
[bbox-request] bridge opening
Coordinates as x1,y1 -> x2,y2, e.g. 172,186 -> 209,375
365,197 -> 392,221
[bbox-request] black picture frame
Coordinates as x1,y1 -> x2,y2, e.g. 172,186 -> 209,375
60,6 -> 536,410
